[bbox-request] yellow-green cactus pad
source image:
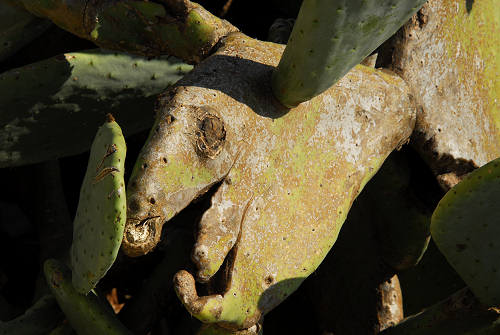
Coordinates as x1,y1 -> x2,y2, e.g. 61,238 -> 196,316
431,157 -> 500,306
70,116 -> 126,294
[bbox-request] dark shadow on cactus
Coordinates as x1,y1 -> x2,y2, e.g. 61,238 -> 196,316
466,0 -> 475,13
182,54 -> 291,119
257,276 -> 306,318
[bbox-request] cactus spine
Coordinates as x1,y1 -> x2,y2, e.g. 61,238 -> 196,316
431,157 -> 500,306
272,0 -> 427,107
70,116 -> 126,294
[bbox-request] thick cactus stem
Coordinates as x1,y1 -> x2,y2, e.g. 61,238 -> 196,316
431,157 -> 500,306
0,49 -> 191,168
0,295 -> 63,335
19,0 -> 237,63
70,117 -> 127,294
271,0 -> 426,107
44,259 -> 132,335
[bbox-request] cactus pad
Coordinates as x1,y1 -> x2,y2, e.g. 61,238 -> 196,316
431,157 -> 500,306
0,49 -> 191,168
44,259 -> 131,335
70,116 -> 126,294
272,0 -> 426,107
0,295 -> 63,335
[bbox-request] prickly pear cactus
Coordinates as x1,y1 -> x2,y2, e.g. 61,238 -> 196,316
431,157 -> 500,306
123,32 -> 415,329
70,115 -> 126,294
0,295 -> 63,335
44,259 -> 131,335
272,0 -> 427,107
0,49 -> 191,168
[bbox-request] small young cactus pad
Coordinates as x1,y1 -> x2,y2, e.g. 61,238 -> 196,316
431,157 -> 500,306
272,0 -> 427,107
70,116 -> 126,294
44,259 -> 131,335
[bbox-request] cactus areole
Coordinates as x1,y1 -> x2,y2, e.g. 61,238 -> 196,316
271,0 -> 427,107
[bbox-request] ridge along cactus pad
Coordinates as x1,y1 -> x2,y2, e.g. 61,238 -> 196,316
70,116 -> 127,294
431,156 -> 500,306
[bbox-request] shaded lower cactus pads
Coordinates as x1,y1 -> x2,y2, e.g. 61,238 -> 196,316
0,294 -> 63,335
272,0 -> 427,107
0,49 -> 191,168
44,259 -> 131,335
0,0 -> 51,62
431,157 -> 500,306
70,116 -> 126,294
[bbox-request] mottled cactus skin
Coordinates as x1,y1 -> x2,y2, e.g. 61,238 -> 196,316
0,0 -> 51,61
122,32 -> 415,329
0,49 -> 191,168
70,116 -> 126,294
272,0 -> 427,107
431,157 -> 500,306
0,295 -> 63,335
44,259 -> 131,335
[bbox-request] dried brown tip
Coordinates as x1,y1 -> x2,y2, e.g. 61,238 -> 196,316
106,113 -> 115,123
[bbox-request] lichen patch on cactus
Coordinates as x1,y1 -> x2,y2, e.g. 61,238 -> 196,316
121,32 -> 416,329
390,0 -> 500,176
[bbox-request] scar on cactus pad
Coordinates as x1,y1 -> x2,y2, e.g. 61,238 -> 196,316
431,156 -> 500,306
70,114 -> 127,294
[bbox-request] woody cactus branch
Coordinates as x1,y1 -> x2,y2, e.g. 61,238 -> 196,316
18,0 -> 237,63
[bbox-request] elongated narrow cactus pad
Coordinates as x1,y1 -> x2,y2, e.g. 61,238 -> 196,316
272,0 -> 426,107
124,32 -> 415,328
0,0 -> 51,62
70,116 -> 126,294
0,295 -> 63,335
431,157 -> 500,306
44,259 -> 131,335
0,49 -> 191,168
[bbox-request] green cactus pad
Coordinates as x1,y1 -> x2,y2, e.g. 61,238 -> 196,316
0,0 -> 51,62
0,49 -> 192,168
0,295 -> 63,335
70,116 -> 126,294
431,157 -> 500,306
272,0 -> 426,107
44,259 -> 131,335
